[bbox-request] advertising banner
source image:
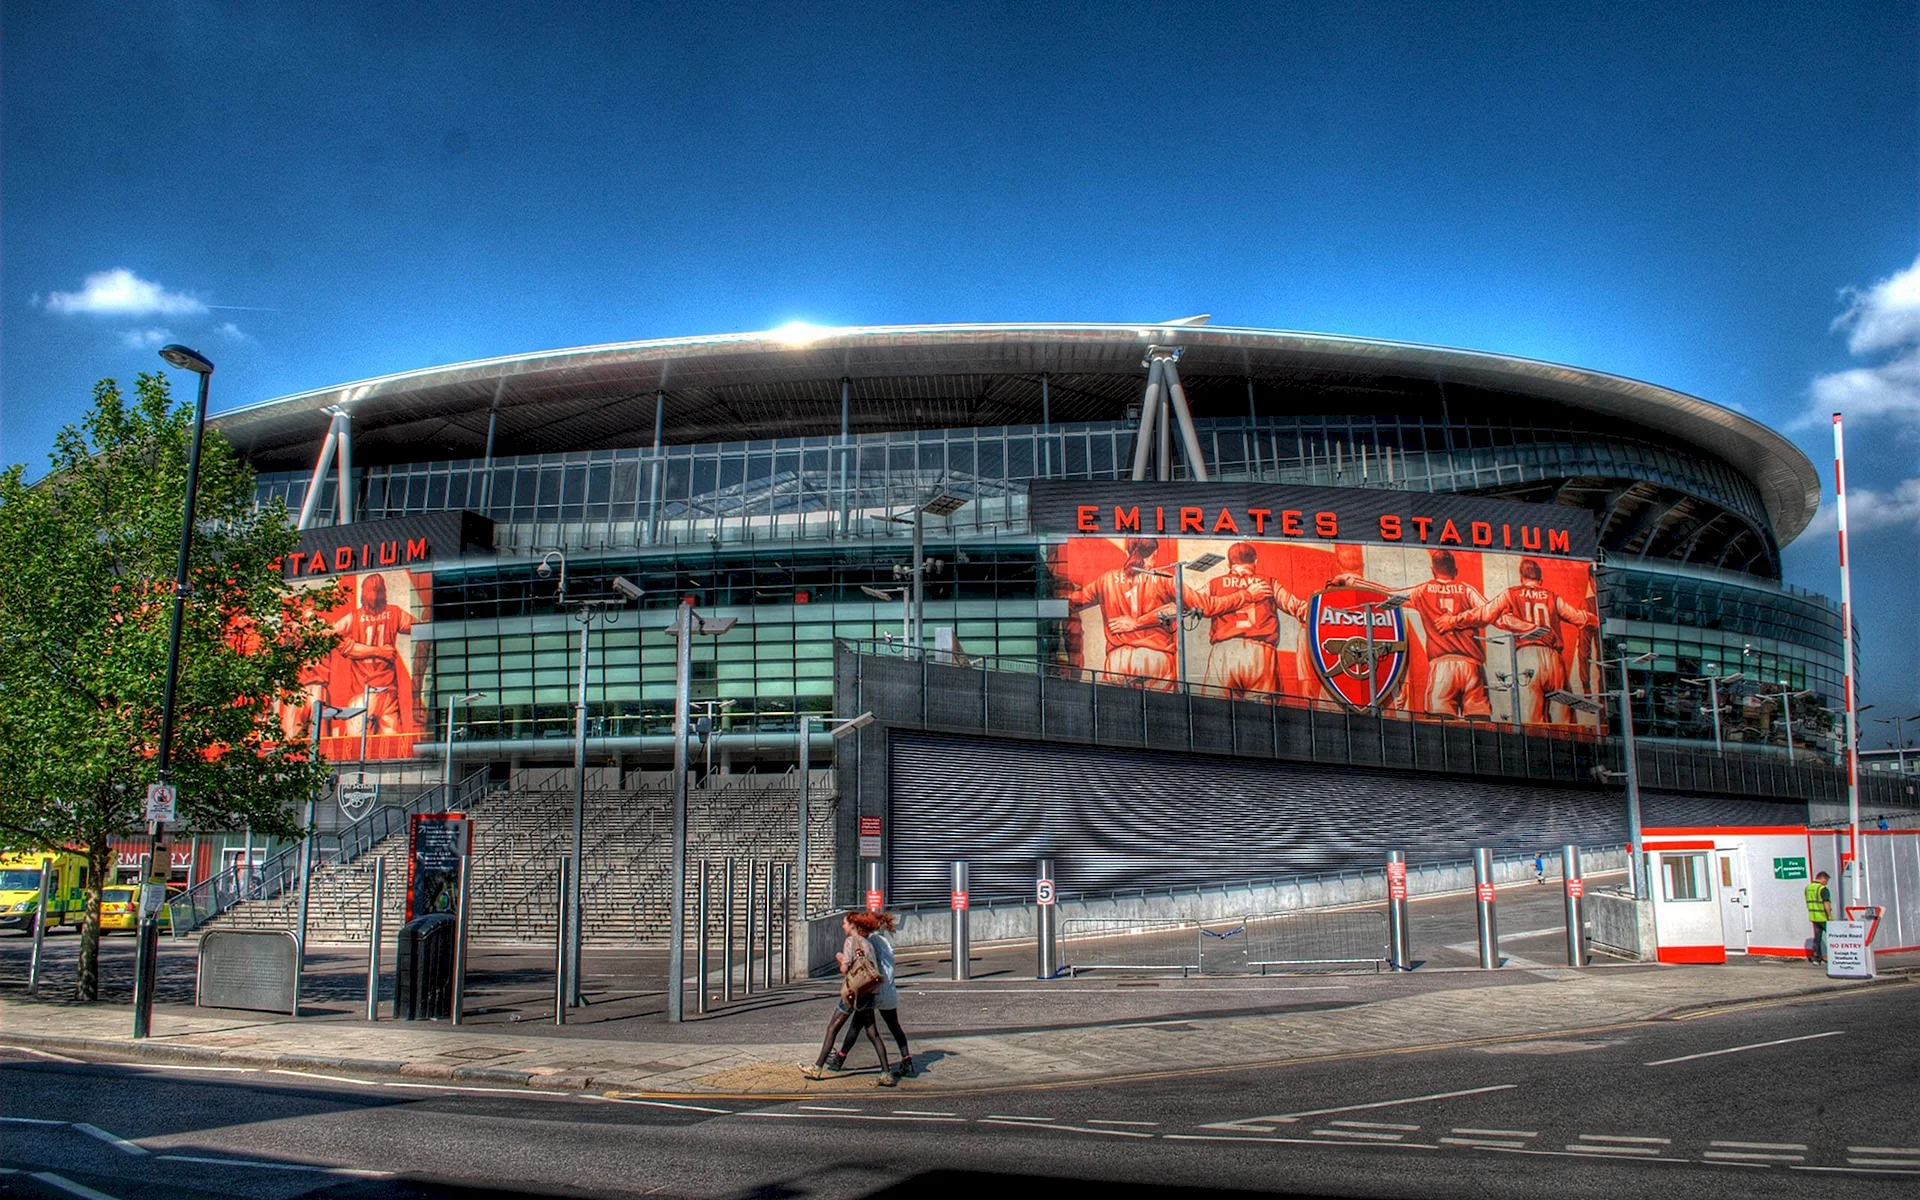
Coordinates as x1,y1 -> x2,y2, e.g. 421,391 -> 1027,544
1036,482 -> 1602,730
406,813 -> 471,922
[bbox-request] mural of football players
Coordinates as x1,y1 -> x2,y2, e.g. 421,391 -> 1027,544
1196,541 -> 1308,698
1065,536 -> 1181,691
334,573 -> 426,739
1335,548 -> 1492,718
1436,557 -> 1595,724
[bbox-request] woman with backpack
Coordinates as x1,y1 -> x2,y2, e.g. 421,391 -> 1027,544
829,910 -> 914,1079
801,911 -> 896,1085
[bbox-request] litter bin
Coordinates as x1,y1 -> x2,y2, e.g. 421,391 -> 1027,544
394,914 -> 456,1020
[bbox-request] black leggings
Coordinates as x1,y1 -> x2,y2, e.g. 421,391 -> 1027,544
815,1002 -> 891,1071
840,1006 -> 911,1062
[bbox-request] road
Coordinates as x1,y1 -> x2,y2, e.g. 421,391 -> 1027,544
3,978 -> 1914,1199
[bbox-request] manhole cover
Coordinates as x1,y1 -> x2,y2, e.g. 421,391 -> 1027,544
438,1047 -> 529,1062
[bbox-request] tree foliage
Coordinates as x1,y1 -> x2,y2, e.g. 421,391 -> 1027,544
0,373 -> 338,998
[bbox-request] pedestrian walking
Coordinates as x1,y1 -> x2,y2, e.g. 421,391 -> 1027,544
1805,870 -> 1833,964
828,911 -> 914,1079
801,913 -> 895,1085
1534,853 -> 1545,884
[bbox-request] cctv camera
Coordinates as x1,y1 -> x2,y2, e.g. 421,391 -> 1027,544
536,562 -> 552,578
612,576 -> 644,601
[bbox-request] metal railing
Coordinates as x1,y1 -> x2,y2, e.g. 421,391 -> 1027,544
1059,918 -> 1201,975
1062,910 -> 1388,976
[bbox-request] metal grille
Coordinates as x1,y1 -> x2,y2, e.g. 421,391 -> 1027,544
1227,910 -> 1389,973
1060,919 -> 1199,974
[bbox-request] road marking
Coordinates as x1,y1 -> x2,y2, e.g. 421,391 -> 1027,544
1206,1083 -> 1518,1128
1312,1129 -> 1403,1141
1795,1164 -> 1920,1176
1441,1137 -> 1527,1148
1850,1158 -> 1920,1168
1579,1134 -> 1671,1145
736,1111 -> 963,1124
1704,1150 -> 1803,1162
1470,1146 -> 1690,1164
375,1081 -> 570,1096
1711,1141 -> 1808,1151
30,1172 -> 123,1200
0,1115 -> 69,1125
596,1098 -> 733,1114
981,1119 -> 1154,1139
269,1069 -> 382,1086
1849,1146 -> 1920,1155
1453,1127 -> 1536,1137
0,1044 -> 84,1062
798,1105 -> 863,1113
1165,1134 -> 1438,1151
1644,1030 -> 1845,1066
985,1114 -> 1055,1122
893,1110 -> 958,1117
105,1062 -> 254,1073
1565,1144 -> 1661,1156
155,1154 -> 389,1176
1330,1120 -> 1420,1130
1089,1119 -> 1158,1127
74,1122 -> 147,1156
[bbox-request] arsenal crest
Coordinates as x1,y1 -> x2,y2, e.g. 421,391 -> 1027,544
1309,587 -> 1409,712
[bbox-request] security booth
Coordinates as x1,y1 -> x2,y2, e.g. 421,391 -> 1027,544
1641,834 -> 1726,964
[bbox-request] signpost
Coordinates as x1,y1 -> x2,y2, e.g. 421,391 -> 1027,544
1826,907 -> 1880,980
145,783 -> 177,824
858,816 -> 883,859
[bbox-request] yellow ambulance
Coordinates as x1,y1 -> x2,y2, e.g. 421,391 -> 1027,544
0,851 -> 93,937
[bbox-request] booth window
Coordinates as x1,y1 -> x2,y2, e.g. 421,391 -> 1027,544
1661,852 -> 1710,902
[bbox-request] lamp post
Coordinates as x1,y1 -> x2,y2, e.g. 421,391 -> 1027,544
1775,684 -> 1814,763
666,598 -> 736,1022
1164,552 -> 1225,692
1681,671 -> 1744,753
1599,651 -> 1657,899
884,491 -> 968,651
1874,712 -> 1920,775
796,711 -> 874,920
444,691 -> 486,797
294,701 -> 364,1017
132,344 -> 214,1040
860,584 -> 910,647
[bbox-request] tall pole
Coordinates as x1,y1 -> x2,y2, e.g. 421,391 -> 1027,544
667,599 -> 694,1022
568,610 -> 591,1007
1834,412 -> 1865,906
797,715 -> 811,920
1708,676 -> 1723,754
134,351 -> 212,1040
911,506 -> 925,652
1781,689 -> 1796,764
444,692 -> 460,796
1173,561 -> 1187,689
1619,657 -> 1646,900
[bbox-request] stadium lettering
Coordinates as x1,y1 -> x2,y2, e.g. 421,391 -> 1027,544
1548,528 -> 1570,554
281,537 -> 435,578
1114,506 -> 1139,532
1052,499 -> 1576,556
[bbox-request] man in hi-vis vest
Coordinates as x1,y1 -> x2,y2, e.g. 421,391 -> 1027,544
1805,870 -> 1833,965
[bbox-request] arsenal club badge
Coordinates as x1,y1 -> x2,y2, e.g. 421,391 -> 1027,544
1309,586 -> 1409,712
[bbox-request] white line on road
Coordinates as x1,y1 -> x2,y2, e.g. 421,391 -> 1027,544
1088,1119 -> 1158,1127
1703,1151 -> 1804,1162
1440,1137 -> 1527,1149
1452,1127 -> 1537,1137
1579,1134 -> 1672,1145
31,1171 -> 123,1200
268,1069 -> 383,1086
0,1115 -> 69,1125
0,1044 -> 84,1062
1165,1134 -> 1438,1151
1469,1146 -> 1690,1165
981,1119 -> 1154,1139
1644,1030 -> 1845,1067
155,1154 -> 389,1176
596,1098 -> 733,1114
1711,1141 -> 1809,1151
893,1110 -> 958,1118
104,1062 -> 255,1073
985,1114 -> 1055,1122
1849,1146 -> 1920,1155
1311,1129 -> 1403,1141
1795,1165 -> 1920,1176
1207,1083 -> 1518,1128
1330,1120 -> 1420,1130
73,1122 -> 147,1156
1565,1144 -> 1660,1156
735,1112 -> 963,1124
798,1106 -> 863,1113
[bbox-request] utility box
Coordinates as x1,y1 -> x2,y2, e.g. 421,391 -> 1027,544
394,913 -> 456,1020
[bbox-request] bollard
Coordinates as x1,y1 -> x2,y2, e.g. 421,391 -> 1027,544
451,857 -> 471,1025
761,859 -> 774,991
744,860 -> 758,997
1035,858 -> 1058,979
1562,843 -> 1586,967
866,862 -> 884,912
778,863 -> 791,984
723,857 -> 737,1003
365,857 -> 385,1021
1385,850 -> 1411,970
1472,848 -> 1499,969
554,859 -> 569,1026
697,861 -> 711,1015
27,856 -> 52,998
950,861 -> 970,981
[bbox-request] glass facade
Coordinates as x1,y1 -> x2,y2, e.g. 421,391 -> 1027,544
255,409 -> 1842,766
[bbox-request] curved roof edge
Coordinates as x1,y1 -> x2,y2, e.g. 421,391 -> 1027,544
212,322 -> 1822,544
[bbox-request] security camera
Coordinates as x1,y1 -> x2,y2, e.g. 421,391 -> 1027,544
536,561 -> 552,578
611,576 -> 644,601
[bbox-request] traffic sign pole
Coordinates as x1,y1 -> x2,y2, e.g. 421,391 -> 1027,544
1035,858 -> 1058,979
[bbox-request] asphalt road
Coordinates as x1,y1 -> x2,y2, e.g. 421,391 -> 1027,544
3,978 -> 1914,1200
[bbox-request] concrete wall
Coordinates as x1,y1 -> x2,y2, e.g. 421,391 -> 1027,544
890,847 -> 1627,949
1586,890 -> 1657,961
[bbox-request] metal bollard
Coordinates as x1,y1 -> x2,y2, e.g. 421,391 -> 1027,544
1385,850 -> 1411,970
762,859 -> 774,991
451,856 -> 471,1025
1562,843 -> 1586,967
866,862 -> 883,912
697,860 -> 711,1015
366,857 -> 385,1021
1472,848 -> 1499,969
778,863 -> 791,985
744,860 -> 758,997
950,861 -> 970,981
723,857 -> 736,1003
27,856 -> 52,998
1035,858 -> 1058,979
554,859 -> 569,1026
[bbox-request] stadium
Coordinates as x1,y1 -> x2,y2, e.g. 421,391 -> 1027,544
190,321 -> 1907,913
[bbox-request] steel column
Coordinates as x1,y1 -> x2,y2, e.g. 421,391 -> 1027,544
1473,848 -> 1499,969
451,853 -> 471,1025
744,860 -> 758,997
723,856 -> 736,1003
553,859 -> 569,1026
1561,843 -> 1586,967
697,860 -> 711,1015
27,857 -> 51,997
1035,858 -> 1058,979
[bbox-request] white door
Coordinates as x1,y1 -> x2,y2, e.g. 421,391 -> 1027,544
1715,848 -> 1750,952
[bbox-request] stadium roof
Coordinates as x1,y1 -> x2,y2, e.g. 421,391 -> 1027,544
211,323 -> 1822,544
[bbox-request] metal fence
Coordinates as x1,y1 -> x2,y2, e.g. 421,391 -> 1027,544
1063,910 -> 1388,976
1060,918 -> 1201,975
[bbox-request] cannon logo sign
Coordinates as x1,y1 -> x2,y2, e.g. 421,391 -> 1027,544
1038,482 -> 1601,730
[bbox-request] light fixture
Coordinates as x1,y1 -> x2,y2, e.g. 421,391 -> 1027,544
611,576 -> 644,601
158,344 -> 214,375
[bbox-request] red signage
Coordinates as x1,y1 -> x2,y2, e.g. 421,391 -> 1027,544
865,889 -> 884,912
951,891 -> 969,911
1386,862 -> 1407,883
1476,883 -> 1496,903
1566,878 -> 1586,898
858,816 -> 883,837
1389,881 -> 1408,901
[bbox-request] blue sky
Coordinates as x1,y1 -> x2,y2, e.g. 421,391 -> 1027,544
3,2 -> 1918,737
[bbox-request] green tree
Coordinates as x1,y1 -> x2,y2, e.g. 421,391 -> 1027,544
0,373 -> 338,1000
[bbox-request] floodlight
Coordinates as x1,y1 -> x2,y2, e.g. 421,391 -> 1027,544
1184,552 -> 1225,572
919,491 -> 969,518
832,711 -> 877,737
860,585 -> 898,602
1546,690 -> 1603,716
611,576 -> 644,601
697,616 -> 737,635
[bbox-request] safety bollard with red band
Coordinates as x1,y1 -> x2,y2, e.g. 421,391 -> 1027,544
950,861 -> 971,981
1472,848 -> 1500,969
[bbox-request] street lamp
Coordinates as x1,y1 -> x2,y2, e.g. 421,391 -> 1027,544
860,583 -> 910,646
1774,683 -> 1815,763
536,549 -> 569,602
666,598 -> 736,1023
1680,671 -> 1744,753
1599,650 -> 1657,899
561,576 -> 640,1010
1873,712 -> 1920,776
1165,552 -> 1226,692
444,691 -> 486,796
796,711 -> 874,919
132,345 -> 214,1040
883,491 -> 969,651
293,701 -> 363,1017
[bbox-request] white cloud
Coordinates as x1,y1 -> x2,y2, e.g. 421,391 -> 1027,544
1809,254 -> 1920,434
213,321 -> 253,343
44,268 -> 206,317
1806,478 -> 1920,536
118,327 -> 172,350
